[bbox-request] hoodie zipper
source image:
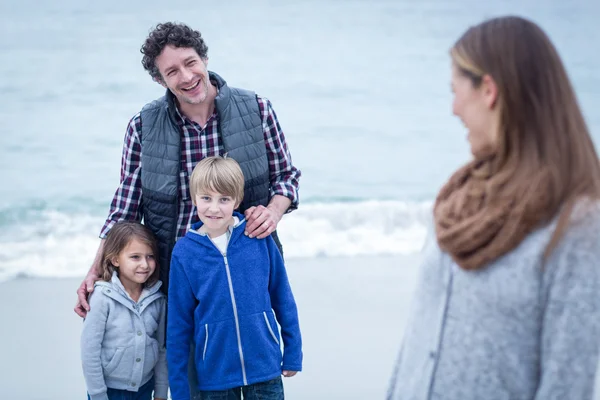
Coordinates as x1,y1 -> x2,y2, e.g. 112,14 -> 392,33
223,255 -> 248,385
207,231 -> 248,386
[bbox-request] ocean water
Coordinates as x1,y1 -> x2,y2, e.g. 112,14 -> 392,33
1,0 -> 599,282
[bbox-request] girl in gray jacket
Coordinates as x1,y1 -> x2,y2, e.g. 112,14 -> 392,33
81,221 -> 168,400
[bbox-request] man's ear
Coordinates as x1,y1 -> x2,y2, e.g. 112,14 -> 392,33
153,76 -> 167,88
481,74 -> 499,109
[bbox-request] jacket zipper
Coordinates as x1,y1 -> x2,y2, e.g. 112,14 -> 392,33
206,227 -> 248,385
223,254 -> 248,385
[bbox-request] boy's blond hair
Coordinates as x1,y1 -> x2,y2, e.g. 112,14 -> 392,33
190,156 -> 245,207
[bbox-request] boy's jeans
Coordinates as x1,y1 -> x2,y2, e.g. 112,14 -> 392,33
87,377 -> 154,400
195,377 -> 284,400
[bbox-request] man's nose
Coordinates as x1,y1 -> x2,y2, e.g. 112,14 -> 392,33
181,68 -> 193,83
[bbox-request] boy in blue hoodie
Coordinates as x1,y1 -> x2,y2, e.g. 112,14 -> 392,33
167,156 -> 302,400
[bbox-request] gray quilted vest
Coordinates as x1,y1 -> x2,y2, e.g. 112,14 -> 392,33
140,71 -> 279,291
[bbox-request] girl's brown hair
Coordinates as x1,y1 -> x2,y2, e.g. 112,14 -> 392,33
100,221 -> 160,287
450,16 -> 600,258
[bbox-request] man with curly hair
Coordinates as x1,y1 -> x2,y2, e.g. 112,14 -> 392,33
75,22 -> 300,313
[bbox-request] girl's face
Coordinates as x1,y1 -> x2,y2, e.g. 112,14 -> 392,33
111,238 -> 156,291
451,63 -> 500,158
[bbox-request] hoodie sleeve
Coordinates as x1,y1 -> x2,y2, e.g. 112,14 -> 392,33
167,251 -> 197,400
266,236 -> 303,371
81,290 -> 110,400
153,297 -> 169,398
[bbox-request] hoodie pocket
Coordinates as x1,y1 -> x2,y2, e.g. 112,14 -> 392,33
202,324 -> 208,361
195,318 -> 239,388
103,347 -> 125,376
263,311 -> 280,345
238,311 -> 282,381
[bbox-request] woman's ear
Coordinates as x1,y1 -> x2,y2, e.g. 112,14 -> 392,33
481,74 -> 499,109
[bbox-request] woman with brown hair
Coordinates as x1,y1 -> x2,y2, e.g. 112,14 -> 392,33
387,16 -> 600,400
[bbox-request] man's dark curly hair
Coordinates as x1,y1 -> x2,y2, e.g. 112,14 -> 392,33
141,22 -> 209,82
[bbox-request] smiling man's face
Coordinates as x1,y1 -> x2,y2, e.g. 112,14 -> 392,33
155,45 -> 211,105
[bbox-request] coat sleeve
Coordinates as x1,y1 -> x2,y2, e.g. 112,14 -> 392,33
99,114 -> 144,238
167,252 -> 197,400
153,298 -> 169,398
534,220 -> 600,399
81,291 -> 110,400
266,236 -> 303,371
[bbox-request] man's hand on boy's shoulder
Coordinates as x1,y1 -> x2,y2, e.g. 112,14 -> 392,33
244,205 -> 281,239
282,371 -> 297,377
244,194 -> 291,239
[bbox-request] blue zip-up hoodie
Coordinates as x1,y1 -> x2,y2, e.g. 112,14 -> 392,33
167,212 -> 302,399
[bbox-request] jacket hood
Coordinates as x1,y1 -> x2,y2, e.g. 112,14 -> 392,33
190,211 -> 246,235
95,271 -> 163,307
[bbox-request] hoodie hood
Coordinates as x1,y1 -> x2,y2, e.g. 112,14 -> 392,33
95,271 -> 164,311
189,211 -> 246,237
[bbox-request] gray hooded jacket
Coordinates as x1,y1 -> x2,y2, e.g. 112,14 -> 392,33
81,272 -> 168,400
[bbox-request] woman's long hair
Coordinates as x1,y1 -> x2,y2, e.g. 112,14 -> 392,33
450,16 -> 600,257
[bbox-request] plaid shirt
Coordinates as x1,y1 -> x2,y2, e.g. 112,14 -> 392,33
100,94 -> 300,239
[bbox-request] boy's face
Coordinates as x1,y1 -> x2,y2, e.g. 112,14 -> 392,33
194,189 -> 238,238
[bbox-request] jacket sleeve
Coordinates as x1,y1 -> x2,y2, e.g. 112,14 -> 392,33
167,252 -> 197,400
266,236 -> 303,371
81,291 -> 110,400
256,96 -> 301,212
534,222 -> 600,399
99,114 -> 144,238
153,298 -> 169,398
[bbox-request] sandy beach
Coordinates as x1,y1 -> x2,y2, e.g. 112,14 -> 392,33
0,254 -> 420,400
